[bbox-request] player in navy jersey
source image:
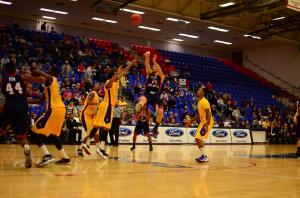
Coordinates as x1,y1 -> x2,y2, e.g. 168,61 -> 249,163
130,105 -> 153,151
0,62 -> 45,168
135,51 -> 165,138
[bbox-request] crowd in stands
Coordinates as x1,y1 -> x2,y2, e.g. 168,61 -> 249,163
0,24 -> 298,144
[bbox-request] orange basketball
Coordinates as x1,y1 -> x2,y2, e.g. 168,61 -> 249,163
131,13 -> 142,26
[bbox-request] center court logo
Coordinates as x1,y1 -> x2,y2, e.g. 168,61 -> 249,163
119,127 -> 133,137
233,130 -> 248,138
165,128 -> 184,137
212,130 -> 228,138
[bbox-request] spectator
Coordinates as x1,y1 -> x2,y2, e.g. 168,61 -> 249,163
61,61 -> 72,78
66,101 -> 78,118
232,107 -> 242,123
50,26 -> 56,34
65,113 -> 82,144
63,87 -> 73,102
217,96 -> 225,113
1,54 -> 9,69
12,20 -> 19,30
85,64 -> 93,79
293,102 -> 300,157
267,123 -> 276,143
41,22 -> 46,31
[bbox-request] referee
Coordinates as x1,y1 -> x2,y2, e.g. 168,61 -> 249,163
109,103 -> 121,147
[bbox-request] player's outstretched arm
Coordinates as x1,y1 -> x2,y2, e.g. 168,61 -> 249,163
153,54 -> 165,82
22,73 -> 46,84
29,69 -> 53,85
121,59 -> 136,76
106,60 -> 136,89
144,51 -> 152,76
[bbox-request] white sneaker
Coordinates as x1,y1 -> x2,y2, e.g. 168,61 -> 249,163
82,144 -> 91,155
96,148 -> 109,160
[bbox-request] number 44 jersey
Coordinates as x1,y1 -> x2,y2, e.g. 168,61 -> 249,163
1,73 -> 27,105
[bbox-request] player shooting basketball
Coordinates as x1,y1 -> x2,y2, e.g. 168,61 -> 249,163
135,51 -> 165,138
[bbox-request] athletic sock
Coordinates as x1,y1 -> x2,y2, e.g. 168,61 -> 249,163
23,144 -> 30,154
86,139 -> 91,146
59,148 -> 69,159
96,142 -> 100,149
100,141 -> 105,150
199,147 -> 206,156
40,145 -> 50,156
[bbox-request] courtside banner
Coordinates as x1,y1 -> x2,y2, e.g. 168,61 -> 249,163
162,127 -> 188,143
210,129 -> 231,143
230,129 -> 251,143
136,126 -> 164,143
119,126 -> 134,143
287,0 -> 300,12
252,130 -> 266,143
187,128 -> 211,144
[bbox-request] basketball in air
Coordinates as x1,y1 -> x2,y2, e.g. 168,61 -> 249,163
131,13 -> 142,26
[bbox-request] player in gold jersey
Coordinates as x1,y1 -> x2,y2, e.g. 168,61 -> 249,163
193,86 -> 214,163
83,60 -> 136,159
30,65 -> 70,167
77,83 -> 100,157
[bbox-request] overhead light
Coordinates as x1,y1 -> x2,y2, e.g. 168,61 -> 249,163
166,17 -> 190,24
244,34 -> 261,40
214,40 -> 232,45
42,16 -> 56,20
138,25 -> 161,31
0,1 -> 12,5
173,38 -> 183,42
220,2 -> 235,7
92,17 -> 117,23
208,26 -> 229,32
70,0 -> 78,1
273,16 -> 285,21
120,8 -> 145,15
178,33 -> 198,38
40,8 -> 68,15
252,36 -> 261,40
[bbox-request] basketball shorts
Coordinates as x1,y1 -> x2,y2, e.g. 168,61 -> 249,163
80,112 -> 94,136
195,121 -> 214,140
145,92 -> 163,108
0,102 -> 29,138
94,101 -> 114,130
32,107 -> 66,137
134,121 -> 150,135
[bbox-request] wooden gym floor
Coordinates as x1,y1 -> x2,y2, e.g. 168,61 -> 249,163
0,144 -> 299,198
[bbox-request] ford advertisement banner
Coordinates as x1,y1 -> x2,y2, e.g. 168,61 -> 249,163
162,127 -> 188,143
230,129 -> 251,143
118,126 -> 134,143
210,129 -> 231,143
118,126 -> 251,144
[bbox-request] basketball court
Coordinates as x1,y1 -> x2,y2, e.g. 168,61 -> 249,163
0,0 -> 299,197
0,144 -> 299,198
